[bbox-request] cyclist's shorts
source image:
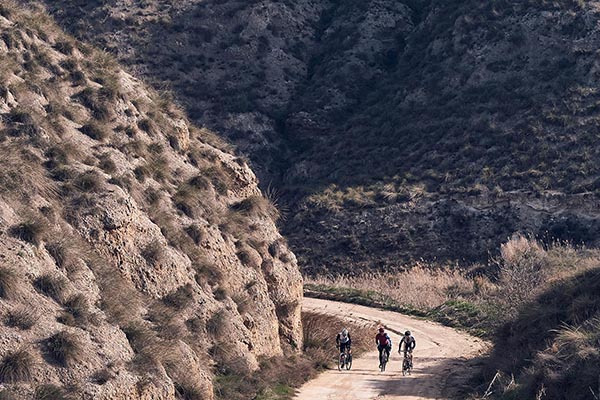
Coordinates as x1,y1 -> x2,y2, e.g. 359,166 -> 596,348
340,343 -> 351,353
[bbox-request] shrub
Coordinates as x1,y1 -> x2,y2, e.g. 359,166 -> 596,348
43,331 -> 84,367
74,170 -> 103,192
54,40 -> 74,55
230,195 -> 279,220
92,368 -> 113,385
45,241 -> 67,268
163,284 -> 194,310
141,240 -> 165,266
122,321 -> 156,354
10,220 -> 47,246
80,122 -> 108,141
73,88 -> 110,121
6,307 -> 37,330
0,348 -> 35,382
34,384 -> 73,400
185,225 -> 203,245
98,154 -> 116,174
61,293 -> 93,326
33,274 -> 68,304
0,268 -> 18,299
206,310 -> 226,336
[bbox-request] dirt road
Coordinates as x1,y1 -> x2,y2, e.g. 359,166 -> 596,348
295,298 -> 487,400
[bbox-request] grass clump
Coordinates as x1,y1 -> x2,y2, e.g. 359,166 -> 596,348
33,273 -> 68,304
43,331 -> 84,367
0,268 -> 19,299
80,122 -> 108,141
34,384 -> 74,400
60,293 -> 94,326
6,306 -> 37,330
163,283 -> 194,310
10,220 -> 47,246
0,348 -> 35,383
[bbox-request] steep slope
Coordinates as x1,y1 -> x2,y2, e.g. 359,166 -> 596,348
0,2 -> 301,399
481,267 -> 600,399
35,0 -> 600,274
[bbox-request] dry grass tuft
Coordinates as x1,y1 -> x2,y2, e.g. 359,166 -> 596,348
34,384 -> 74,400
43,331 -> 84,367
163,283 -> 195,310
0,268 -> 19,299
6,306 -> 38,330
10,219 -> 47,246
230,194 -> 280,221
141,240 -> 165,267
0,348 -> 35,383
61,293 -> 94,327
33,273 -> 69,304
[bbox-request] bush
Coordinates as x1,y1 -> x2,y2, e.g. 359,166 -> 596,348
33,274 -> 68,304
61,293 -> 93,326
0,348 -> 35,382
0,268 -> 18,299
43,331 -> 84,367
163,284 -> 194,310
34,384 -> 74,400
10,220 -> 47,246
74,170 -> 103,192
6,307 -> 37,330
206,310 -> 227,336
80,122 -> 108,141
141,240 -> 165,266
230,195 -> 279,221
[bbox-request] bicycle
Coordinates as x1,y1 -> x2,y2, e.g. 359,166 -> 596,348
379,347 -> 390,372
337,347 -> 353,371
402,351 -> 413,376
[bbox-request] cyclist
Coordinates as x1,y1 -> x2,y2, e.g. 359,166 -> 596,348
398,330 -> 416,368
375,327 -> 392,368
336,327 -> 352,358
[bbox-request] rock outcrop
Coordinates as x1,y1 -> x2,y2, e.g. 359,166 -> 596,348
0,2 -> 301,398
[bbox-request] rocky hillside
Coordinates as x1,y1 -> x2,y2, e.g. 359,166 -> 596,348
36,0 -> 600,274
0,2 -> 301,399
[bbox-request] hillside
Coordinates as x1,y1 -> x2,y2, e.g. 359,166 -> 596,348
481,267 -> 600,399
0,2 -> 302,399
35,0 -> 600,274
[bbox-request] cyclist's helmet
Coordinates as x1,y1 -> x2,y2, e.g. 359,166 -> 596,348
405,331 -> 411,336
378,327 -> 384,333
341,328 -> 348,336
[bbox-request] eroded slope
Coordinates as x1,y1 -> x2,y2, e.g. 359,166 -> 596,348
0,3 -> 301,398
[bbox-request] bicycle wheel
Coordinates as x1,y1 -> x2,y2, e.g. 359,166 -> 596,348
345,354 -> 352,370
380,352 -> 387,372
402,358 -> 409,376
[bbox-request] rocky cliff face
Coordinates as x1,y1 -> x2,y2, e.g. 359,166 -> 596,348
0,3 -> 301,398
36,0 -> 600,273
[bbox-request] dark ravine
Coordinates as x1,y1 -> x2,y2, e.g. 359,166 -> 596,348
33,0 -> 600,275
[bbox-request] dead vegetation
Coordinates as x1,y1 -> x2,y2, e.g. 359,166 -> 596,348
0,348 -> 35,383
43,331 -> 84,367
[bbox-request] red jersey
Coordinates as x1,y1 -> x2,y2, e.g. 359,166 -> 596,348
375,332 -> 390,346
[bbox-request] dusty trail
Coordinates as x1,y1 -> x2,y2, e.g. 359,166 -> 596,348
296,298 -> 487,400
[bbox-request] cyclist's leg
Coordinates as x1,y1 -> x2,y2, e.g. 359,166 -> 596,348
377,345 -> 383,366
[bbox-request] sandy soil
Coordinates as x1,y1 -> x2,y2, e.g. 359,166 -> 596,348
295,298 -> 488,400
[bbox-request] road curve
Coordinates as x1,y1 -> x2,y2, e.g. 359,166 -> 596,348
295,298 -> 487,400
